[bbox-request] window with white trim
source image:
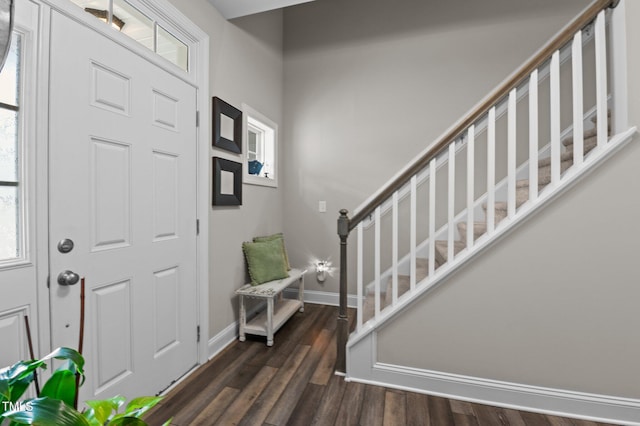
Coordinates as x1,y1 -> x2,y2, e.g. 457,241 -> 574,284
69,0 -> 189,71
0,34 -> 23,261
243,105 -> 277,188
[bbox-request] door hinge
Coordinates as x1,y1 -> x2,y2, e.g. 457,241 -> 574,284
196,219 -> 200,235
46,276 -> 50,288
197,325 -> 200,343
196,111 -> 200,127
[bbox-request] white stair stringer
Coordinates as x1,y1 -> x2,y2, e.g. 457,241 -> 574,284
346,126 -> 637,373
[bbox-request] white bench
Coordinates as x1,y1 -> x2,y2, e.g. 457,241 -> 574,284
236,268 -> 306,346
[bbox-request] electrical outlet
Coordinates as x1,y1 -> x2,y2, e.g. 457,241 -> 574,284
319,201 -> 327,213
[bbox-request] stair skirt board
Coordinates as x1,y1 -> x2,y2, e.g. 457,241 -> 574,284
346,334 -> 640,426
345,129 -> 639,423
350,126 -> 637,343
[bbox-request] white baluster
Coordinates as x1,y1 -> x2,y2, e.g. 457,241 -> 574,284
466,126 -> 475,249
357,222 -> 363,331
550,50 -> 561,185
487,107 -> 496,234
392,191 -> 398,305
428,158 -> 436,277
508,89 -> 517,218
529,69 -> 539,201
448,143 -> 456,262
374,206 -> 381,318
572,30 -> 584,167
610,0 -> 629,135
410,175 -> 417,290
595,10 -> 608,148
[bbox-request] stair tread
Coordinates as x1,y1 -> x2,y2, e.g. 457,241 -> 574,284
538,150 -> 575,168
457,221 -> 487,245
562,128 -> 598,145
434,240 -> 466,264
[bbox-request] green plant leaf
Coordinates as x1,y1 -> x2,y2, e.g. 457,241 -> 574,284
107,416 -> 147,426
83,395 -> 126,425
0,379 -> 10,402
124,396 -> 163,417
39,368 -> 77,407
40,348 -> 85,376
1,397 -> 90,426
84,400 -> 115,425
161,417 -> 173,426
8,375 -> 34,403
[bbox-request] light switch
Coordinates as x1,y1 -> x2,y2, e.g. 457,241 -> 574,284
319,201 -> 327,213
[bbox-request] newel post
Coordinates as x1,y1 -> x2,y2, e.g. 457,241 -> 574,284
335,209 -> 350,375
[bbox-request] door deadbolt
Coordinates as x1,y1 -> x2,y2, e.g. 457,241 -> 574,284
57,270 -> 80,286
57,238 -> 74,254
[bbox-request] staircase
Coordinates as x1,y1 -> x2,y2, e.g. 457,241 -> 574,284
360,114 -> 610,323
335,0 -> 636,379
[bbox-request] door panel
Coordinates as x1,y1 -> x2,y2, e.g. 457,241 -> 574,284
49,11 -> 198,400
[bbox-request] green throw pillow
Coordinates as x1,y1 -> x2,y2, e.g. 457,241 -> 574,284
243,239 -> 289,286
253,233 -> 291,271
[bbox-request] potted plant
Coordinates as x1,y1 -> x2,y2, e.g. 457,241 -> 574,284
0,346 -> 169,425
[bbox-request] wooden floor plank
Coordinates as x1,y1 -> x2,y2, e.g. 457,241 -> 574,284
472,402 -> 512,426
145,342 -> 263,425
265,328 -> 333,425
309,326 -> 338,386
189,387 -> 239,426
429,395 -> 456,425
358,385 -> 386,426
519,410 -> 553,426
213,365 -> 278,425
146,305 -> 623,426
286,383 -> 326,426
333,381 -> 366,426
547,414 -> 578,426
310,373 -> 348,426
501,407 -> 527,426
237,345 -> 310,426
383,390 -> 407,426
406,392 -> 431,426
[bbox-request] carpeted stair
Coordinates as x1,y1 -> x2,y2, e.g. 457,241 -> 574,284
361,117 -> 608,324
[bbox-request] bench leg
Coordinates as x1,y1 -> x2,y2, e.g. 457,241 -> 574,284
298,274 -> 305,313
239,294 -> 246,342
267,297 -> 274,346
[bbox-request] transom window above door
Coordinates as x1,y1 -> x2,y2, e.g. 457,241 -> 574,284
69,0 -> 189,71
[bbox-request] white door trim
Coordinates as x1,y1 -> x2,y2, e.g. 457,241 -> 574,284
34,0 -> 210,365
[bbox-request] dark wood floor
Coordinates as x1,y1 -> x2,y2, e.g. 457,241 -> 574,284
146,304 -> 618,426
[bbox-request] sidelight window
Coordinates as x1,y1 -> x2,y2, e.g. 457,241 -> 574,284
0,34 -> 23,261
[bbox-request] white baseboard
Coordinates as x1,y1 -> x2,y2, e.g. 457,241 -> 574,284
365,363 -> 640,425
347,333 -> 640,425
283,288 -> 357,308
207,301 -> 267,359
207,320 -> 238,360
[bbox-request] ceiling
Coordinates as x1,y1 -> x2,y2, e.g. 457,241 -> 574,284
207,0 -> 316,19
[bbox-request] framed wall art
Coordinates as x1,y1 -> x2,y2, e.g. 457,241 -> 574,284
213,96 -> 242,153
212,157 -> 242,206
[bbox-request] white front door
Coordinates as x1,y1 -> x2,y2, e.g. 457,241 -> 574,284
48,11 -> 198,400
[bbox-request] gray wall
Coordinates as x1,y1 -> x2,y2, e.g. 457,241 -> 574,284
168,0 -> 285,337
376,2 -> 640,399
282,0 -> 591,295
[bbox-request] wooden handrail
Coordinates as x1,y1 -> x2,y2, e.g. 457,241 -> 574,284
347,0 -> 615,231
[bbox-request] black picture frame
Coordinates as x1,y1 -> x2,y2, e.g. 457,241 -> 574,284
212,97 -> 242,154
212,157 -> 242,206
